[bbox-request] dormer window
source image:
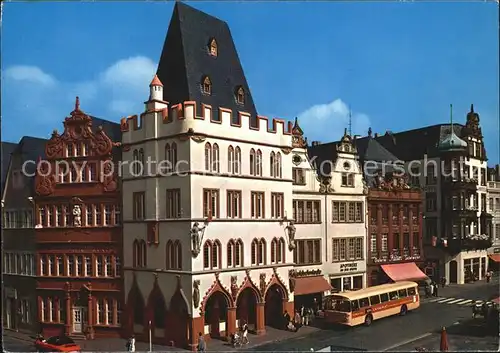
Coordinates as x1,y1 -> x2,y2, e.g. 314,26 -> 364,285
208,38 -> 217,57
202,76 -> 212,95
236,87 -> 245,105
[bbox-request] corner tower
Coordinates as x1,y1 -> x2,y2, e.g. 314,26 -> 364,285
156,2 -> 258,124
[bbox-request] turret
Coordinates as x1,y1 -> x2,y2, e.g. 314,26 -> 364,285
438,104 -> 467,152
149,75 -> 164,101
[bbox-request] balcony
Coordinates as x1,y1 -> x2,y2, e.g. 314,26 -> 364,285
443,205 -> 478,219
438,234 -> 492,254
441,176 -> 478,191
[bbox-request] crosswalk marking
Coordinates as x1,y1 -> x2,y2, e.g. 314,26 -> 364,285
428,297 -> 445,302
457,299 -> 472,305
448,298 -> 465,304
437,298 -> 456,303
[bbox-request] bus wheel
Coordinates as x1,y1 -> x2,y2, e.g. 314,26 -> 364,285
400,305 -> 408,316
364,314 -> 373,326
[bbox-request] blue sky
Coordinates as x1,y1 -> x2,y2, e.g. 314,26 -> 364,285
2,2 -> 499,164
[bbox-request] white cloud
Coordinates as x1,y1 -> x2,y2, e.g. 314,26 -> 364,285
4,65 -> 57,86
2,56 -> 157,134
297,99 -> 371,142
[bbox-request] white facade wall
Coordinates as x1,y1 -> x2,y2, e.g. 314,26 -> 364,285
291,139 -> 367,292
487,180 -> 500,250
122,89 -> 295,320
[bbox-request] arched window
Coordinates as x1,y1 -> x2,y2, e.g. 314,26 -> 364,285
250,149 -> 256,176
212,143 -> 220,173
270,152 -> 275,177
203,241 -> 212,269
205,143 -> 212,171
235,239 -> 243,267
228,146 -> 235,174
236,87 -> 245,105
278,237 -> 286,263
208,38 -> 217,57
140,240 -> 147,268
175,241 -> 182,270
227,239 -> 235,267
166,241 -> 173,269
132,150 -> 139,175
167,240 -> 182,270
256,150 -> 262,176
165,143 -> 178,173
258,238 -> 266,265
271,238 -> 278,263
137,149 -> 145,176
235,147 -> 241,175
276,152 -> 282,178
133,240 -> 139,267
251,239 -> 258,265
202,76 -> 212,95
212,240 -> 221,269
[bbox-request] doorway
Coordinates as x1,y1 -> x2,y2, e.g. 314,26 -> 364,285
449,260 -> 458,284
72,307 -> 83,333
264,284 -> 284,328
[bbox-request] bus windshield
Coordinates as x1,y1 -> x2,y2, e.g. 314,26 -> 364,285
330,296 -> 351,312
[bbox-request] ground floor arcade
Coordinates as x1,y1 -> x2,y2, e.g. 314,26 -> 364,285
124,272 -> 294,350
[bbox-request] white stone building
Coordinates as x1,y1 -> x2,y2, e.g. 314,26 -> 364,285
487,165 -> 500,260
290,124 -> 367,301
121,77 -> 296,347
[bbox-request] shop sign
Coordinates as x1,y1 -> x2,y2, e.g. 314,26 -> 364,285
340,262 -> 358,273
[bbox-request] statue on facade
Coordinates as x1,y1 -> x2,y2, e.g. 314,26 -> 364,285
73,205 -> 82,227
191,222 -> 207,257
285,221 -> 296,250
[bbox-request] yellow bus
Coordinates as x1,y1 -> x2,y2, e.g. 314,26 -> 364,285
323,281 -> 420,326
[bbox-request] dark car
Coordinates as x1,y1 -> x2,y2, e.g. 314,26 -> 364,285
34,335 -> 81,352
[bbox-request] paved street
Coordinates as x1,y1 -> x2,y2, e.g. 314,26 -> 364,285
3,279 -> 499,352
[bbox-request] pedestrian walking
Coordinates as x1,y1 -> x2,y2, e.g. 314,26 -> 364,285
283,310 -> 291,330
440,276 -> 446,288
433,281 -> 439,297
242,323 -> 249,344
125,335 -> 135,352
486,271 -> 491,283
197,332 -> 206,352
294,310 -> 302,332
300,305 -> 305,325
313,298 -> 319,316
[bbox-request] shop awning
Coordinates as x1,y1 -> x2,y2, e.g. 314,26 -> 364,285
381,262 -> 428,282
488,254 -> 500,263
292,276 -> 332,296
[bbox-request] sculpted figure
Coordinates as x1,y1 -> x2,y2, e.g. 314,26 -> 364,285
73,205 -> 82,227
285,221 -> 296,250
191,222 -> 206,257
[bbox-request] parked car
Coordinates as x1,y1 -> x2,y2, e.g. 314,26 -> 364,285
34,335 -> 81,352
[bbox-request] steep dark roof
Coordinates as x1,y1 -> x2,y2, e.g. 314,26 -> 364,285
156,2 -> 257,124
372,123 -> 466,161
1,141 -> 18,193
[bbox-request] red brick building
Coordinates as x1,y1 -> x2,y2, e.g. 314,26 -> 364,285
34,98 -> 122,338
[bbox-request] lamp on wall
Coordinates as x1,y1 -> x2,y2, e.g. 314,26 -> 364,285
280,212 -> 296,250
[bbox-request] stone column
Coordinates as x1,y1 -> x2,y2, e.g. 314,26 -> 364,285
399,205 -> 404,255
255,303 -> 266,335
388,205 -> 394,252
64,283 -> 71,336
87,294 -> 94,339
226,307 -> 236,338
377,204 -> 383,257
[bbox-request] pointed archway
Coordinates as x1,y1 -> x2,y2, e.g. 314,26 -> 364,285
166,276 -> 190,348
147,276 -> 167,338
263,271 -> 289,329
200,275 -> 234,339
126,275 -> 146,336
235,275 -> 261,332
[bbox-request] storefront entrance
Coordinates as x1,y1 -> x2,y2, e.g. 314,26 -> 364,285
236,288 -> 257,330
204,292 -> 228,338
449,260 -> 458,284
72,307 -> 84,333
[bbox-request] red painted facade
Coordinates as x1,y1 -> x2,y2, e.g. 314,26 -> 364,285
366,179 -> 425,286
34,98 -> 122,339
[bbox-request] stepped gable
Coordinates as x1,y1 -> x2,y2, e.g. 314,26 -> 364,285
156,2 -> 258,125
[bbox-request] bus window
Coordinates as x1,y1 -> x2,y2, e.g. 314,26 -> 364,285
389,291 -> 399,300
380,293 -> 389,302
370,295 -> 381,305
408,287 -> 417,296
359,297 -> 370,308
351,300 -> 360,311
334,299 -> 352,312
398,289 -> 408,297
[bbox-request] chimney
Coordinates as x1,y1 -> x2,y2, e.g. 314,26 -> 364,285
374,133 -> 379,138
311,141 -> 322,146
